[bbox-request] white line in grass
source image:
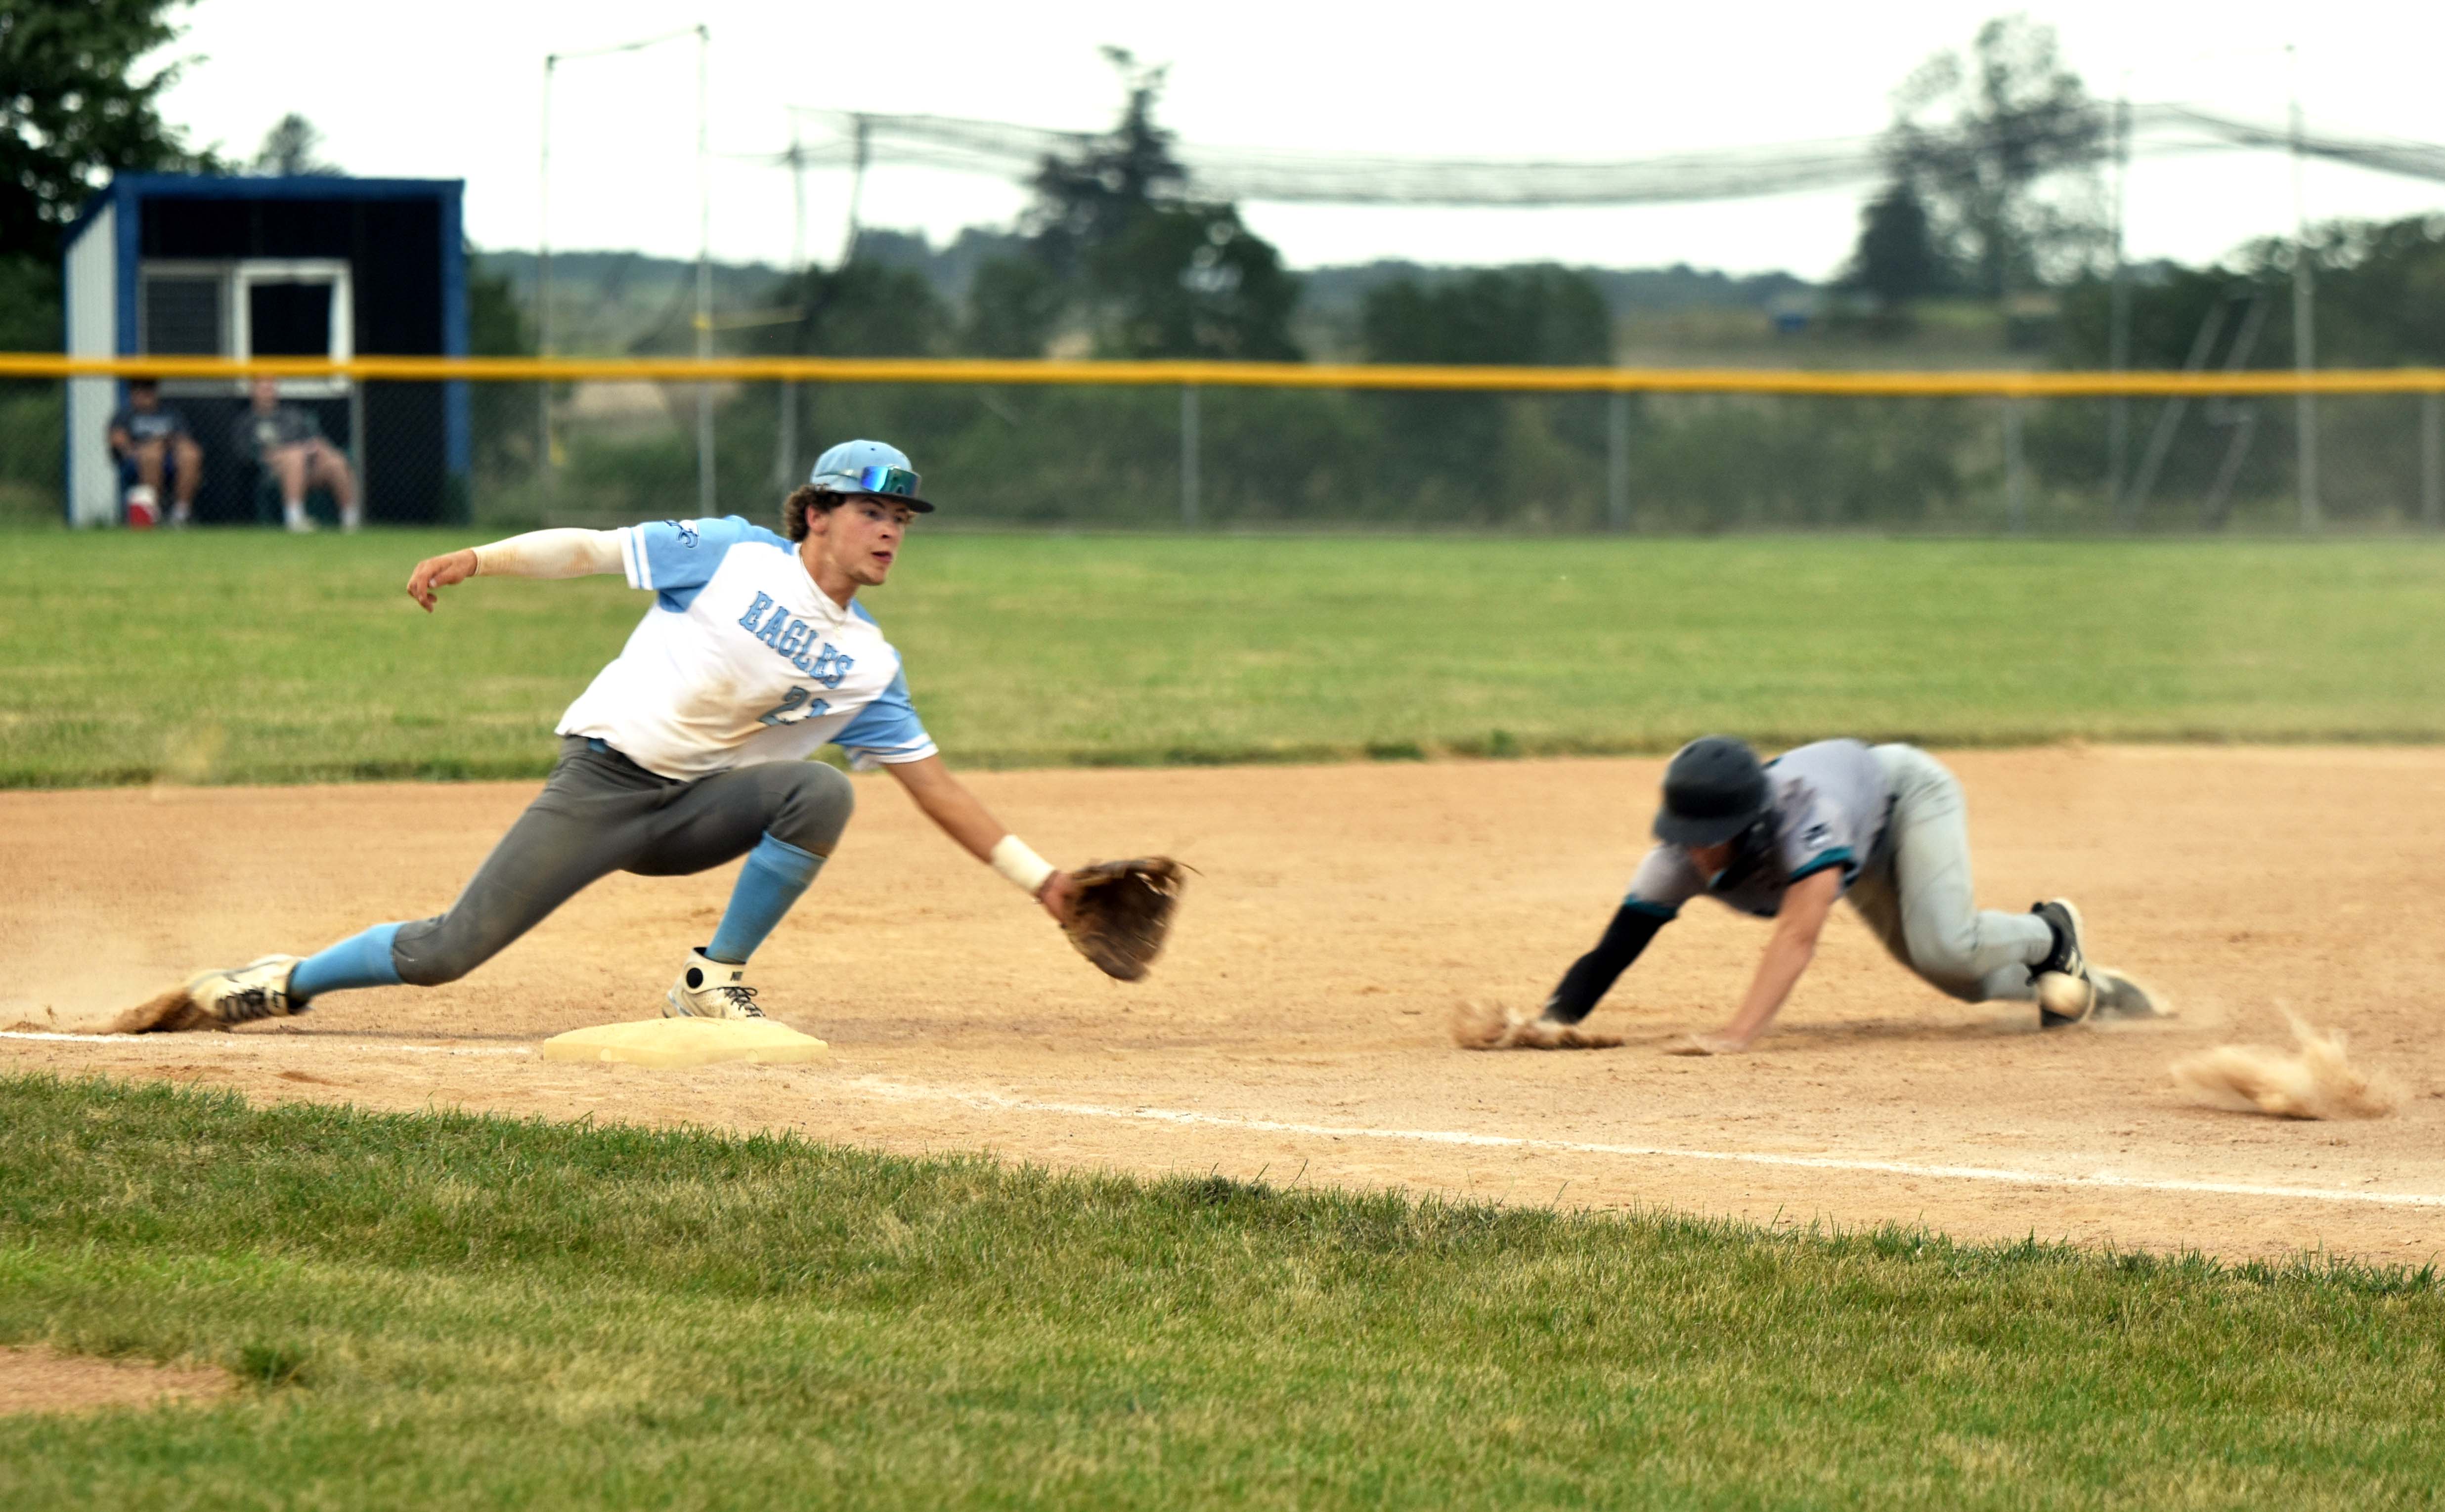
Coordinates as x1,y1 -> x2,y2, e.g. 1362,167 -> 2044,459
0,1030 -> 529,1056
846,1077 -> 2445,1211
10,1031 -> 2438,1212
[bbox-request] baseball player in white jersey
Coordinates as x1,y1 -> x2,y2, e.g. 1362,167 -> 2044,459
1536,736 -> 2162,1053
137,440 -> 1091,1030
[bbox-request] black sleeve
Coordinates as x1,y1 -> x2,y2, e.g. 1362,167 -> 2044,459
1541,906 -> 1669,1024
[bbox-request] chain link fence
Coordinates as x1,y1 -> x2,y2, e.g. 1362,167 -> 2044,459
0,379 -> 63,526
8,370 -> 2443,534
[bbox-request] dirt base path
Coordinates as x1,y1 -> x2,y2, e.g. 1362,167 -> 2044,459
7,748 -> 2444,1263
0,1347 -> 232,1418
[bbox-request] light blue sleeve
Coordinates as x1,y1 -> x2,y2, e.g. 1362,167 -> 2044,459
833,669 -> 938,770
620,516 -> 759,593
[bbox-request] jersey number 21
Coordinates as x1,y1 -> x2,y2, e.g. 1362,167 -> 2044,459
756,687 -> 832,727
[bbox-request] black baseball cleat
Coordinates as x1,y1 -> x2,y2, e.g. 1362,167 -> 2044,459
2029,899 -> 2096,1029
2029,899 -> 2088,979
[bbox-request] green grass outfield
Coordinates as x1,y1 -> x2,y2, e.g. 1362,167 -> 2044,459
4,1073 -> 2441,1509
4,530 -> 2444,786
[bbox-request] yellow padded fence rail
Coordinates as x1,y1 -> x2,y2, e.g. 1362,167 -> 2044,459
5,352 -> 2445,396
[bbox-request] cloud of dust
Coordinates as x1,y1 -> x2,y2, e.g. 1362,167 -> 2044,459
0,921 -> 195,1034
3,738 -> 227,1031
154,722 -> 228,787
1450,1000 -> 1625,1051
103,986 -> 213,1036
2169,1009 -> 2400,1121
0,888 -> 226,1033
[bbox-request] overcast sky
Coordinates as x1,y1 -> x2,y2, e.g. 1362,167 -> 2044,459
148,0 -> 2445,279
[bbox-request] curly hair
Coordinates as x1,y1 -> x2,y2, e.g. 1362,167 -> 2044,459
779,484 -> 847,543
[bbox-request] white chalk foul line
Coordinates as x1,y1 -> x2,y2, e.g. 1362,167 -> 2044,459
846,1077 -> 2445,1212
0,1030 -> 529,1056
10,1031 -> 2439,1212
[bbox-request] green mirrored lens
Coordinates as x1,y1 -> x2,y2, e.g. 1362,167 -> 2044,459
852,465 -> 918,497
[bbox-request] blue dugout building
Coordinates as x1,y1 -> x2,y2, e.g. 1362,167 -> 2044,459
60,174 -> 469,527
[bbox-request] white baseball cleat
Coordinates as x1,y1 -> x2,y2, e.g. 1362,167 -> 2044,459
185,955 -> 307,1027
663,949 -> 766,1021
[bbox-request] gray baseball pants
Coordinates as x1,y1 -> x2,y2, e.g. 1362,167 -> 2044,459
1843,744 -> 2054,1003
390,737 -> 856,987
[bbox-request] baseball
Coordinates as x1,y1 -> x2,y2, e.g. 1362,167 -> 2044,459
2035,971 -> 2091,1021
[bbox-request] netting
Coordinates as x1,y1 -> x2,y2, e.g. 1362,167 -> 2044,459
0,379 -> 61,524
772,106 -> 2445,207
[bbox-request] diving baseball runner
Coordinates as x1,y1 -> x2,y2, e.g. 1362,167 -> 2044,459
1532,736 -> 2164,1053
126,441 -> 1120,1032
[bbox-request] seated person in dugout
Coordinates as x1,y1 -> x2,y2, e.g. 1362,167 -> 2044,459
1539,736 -> 2163,1054
232,377 -> 359,532
106,378 -> 202,527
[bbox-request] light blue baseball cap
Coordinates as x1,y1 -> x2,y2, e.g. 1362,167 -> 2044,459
809,439 -> 934,513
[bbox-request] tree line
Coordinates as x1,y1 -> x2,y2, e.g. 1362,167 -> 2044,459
10,5 -> 2437,372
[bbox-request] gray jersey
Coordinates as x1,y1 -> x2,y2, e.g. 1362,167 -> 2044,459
232,405 -> 322,457
1624,738 -> 1893,920
109,405 -> 189,446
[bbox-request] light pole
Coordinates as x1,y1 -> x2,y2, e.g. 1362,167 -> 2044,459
771,107 -> 874,492
538,53 -> 554,507
841,113 -> 872,266
694,24 -> 713,517
772,118 -> 806,491
2106,88 -> 2133,523
2289,44 -> 2320,530
539,25 -> 714,516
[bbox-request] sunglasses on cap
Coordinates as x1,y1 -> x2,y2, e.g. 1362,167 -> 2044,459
816,464 -> 921,499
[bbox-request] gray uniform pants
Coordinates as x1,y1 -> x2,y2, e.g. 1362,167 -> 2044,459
391,737 -> 856,987
1843,744 -> 2053,1003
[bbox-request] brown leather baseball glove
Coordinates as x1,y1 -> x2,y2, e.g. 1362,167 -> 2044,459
1062,857 -> 1186,981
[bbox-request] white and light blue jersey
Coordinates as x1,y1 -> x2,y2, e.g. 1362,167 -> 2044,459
555,516 -> 937,780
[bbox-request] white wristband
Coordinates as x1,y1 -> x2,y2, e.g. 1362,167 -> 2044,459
990,835 -> 1056,897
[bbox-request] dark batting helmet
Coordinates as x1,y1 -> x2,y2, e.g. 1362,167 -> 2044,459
1653,736 -> 1770,847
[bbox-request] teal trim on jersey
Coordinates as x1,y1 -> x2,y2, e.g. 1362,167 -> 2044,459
1620,898 -> 1681,920
1787,847 -> 1857,885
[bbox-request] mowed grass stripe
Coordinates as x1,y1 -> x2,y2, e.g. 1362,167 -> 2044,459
3,531 -> 2445,787
2,1073 -> 2443,1509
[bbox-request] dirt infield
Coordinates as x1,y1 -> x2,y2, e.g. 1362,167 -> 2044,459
0,1347 -> 232,1418
6,747 -> 2443,1262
